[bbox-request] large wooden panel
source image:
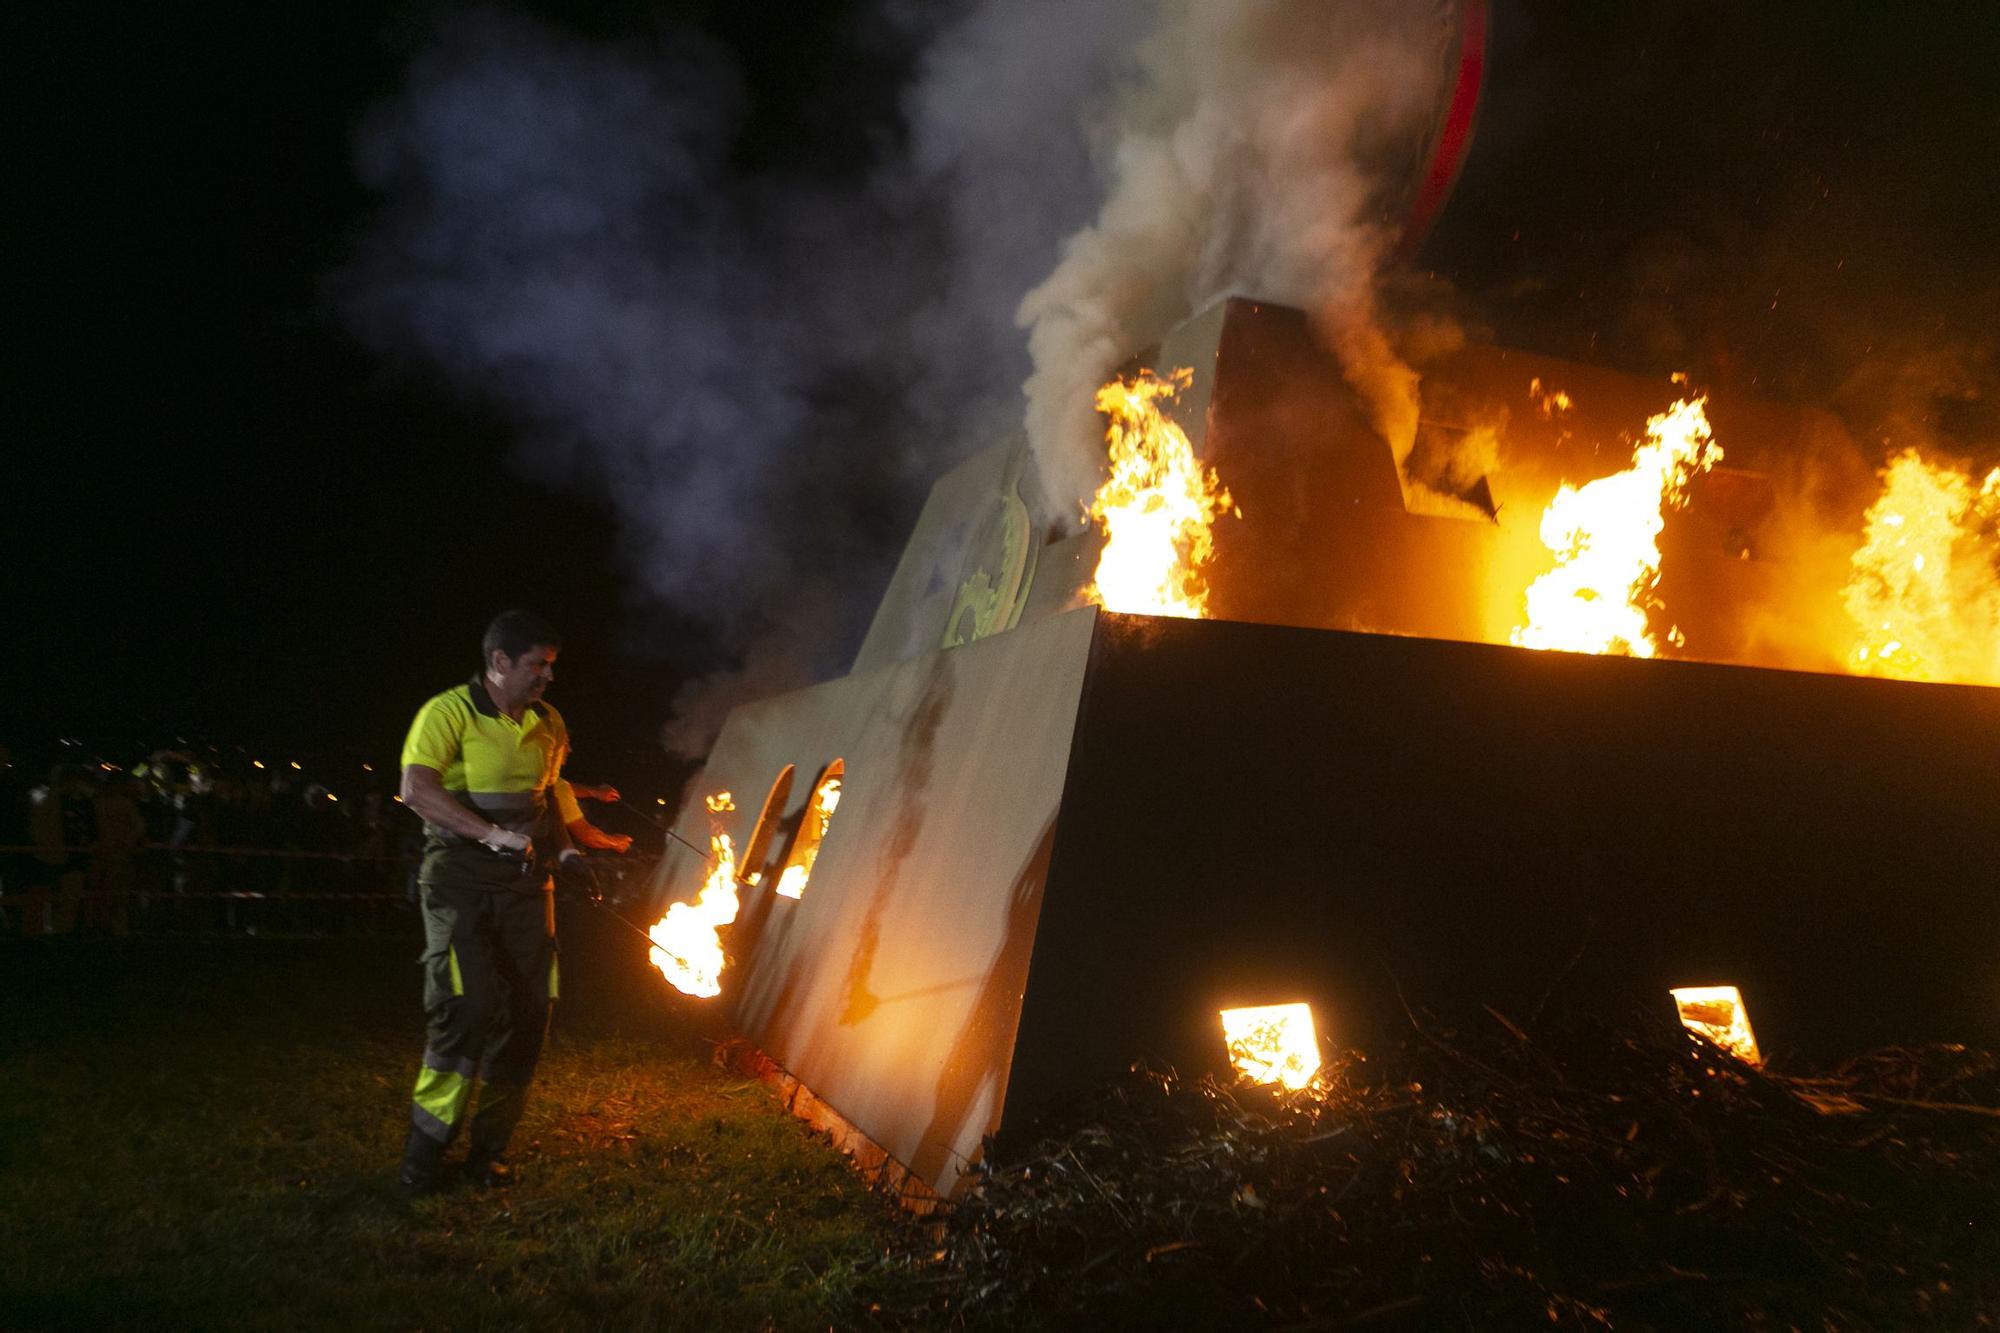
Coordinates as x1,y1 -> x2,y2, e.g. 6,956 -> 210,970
657,607 -> 1099,1195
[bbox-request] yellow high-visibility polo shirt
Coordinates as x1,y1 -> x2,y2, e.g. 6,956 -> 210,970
401,675 -> 569,889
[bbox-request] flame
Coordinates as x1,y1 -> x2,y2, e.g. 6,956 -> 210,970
1670,985 -> 1762,1065
1512,394 -> 1721,657
647,792 -> 739,998
1219,1002 -> 1321,1090
774,777 -> 842,900
1842,451 -> 2000,685
1085,367 -> 1234,618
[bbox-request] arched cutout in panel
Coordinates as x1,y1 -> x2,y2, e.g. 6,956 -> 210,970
738,764 -> 795,887
775,759 -> 844,899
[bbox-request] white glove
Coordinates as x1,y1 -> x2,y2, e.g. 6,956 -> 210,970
480,826 -> 532,858
557,848 -> 583,864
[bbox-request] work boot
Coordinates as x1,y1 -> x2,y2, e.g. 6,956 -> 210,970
464,1149 -> 515,1189
398,1127 -> 446,1197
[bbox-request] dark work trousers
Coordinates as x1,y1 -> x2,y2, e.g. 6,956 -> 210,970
408,881 -> 558,1154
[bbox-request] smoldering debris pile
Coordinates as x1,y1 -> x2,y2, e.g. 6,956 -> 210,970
895,1012 -> 2000,1328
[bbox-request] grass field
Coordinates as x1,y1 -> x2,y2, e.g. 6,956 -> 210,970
0,907 -> 923,1332
10,908 -> 1997,1330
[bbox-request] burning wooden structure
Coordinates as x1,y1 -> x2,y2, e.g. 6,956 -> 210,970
648,297 -> 2000,1198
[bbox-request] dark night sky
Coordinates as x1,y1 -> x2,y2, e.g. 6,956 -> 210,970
13,1 -> 1997,792
12,1 -> 884,795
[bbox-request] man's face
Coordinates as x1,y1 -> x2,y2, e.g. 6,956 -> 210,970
489,643 -> 558,708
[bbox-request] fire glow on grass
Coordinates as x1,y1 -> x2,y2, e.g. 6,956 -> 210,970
1843,451 -> 2000,685
1085,367 -> 1235,618
775,776 -> 842,900
647,792 -> 739,999
1512,393 -> 1721,657
1220,1003 -> 1322,1090
1670,985 -> 1762,1066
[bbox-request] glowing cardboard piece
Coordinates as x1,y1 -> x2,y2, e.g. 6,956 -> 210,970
776,764 -> 844,900
1220,1002 -> 1321,1090
1670,985 -> 1762,1065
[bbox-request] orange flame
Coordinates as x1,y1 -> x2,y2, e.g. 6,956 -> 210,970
774,777 -> 841,900
1085,367 -> 1234,618
647,792 -> 739,999
1512,393 -> 1720,657
1843,451 -> 2000,685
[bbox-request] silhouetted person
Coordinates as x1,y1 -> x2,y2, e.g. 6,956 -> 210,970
29,766 -> 98,935
0,744 -> 31,934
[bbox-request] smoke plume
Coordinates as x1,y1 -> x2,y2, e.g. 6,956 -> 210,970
334,2 -> 1441,750
335,13 -> 883,744
1017,0 -> 1454,521
335,2 -> 1465,754
334,8 -> 1088,751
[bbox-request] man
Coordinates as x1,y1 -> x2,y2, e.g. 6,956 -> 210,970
396,609 -> 578,1194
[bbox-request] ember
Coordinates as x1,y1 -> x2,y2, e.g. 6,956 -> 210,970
1219,1003 -> 1321,1091
646,791 -> 740,998
1085,367 -> 1234,618
1527,375 -> 1572,417
1512,391 -> 1720,657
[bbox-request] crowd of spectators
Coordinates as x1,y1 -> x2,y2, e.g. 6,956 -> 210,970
0,741 -> 424,939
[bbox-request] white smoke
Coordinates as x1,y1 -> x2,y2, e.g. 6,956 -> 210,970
1017,0 -> 1452,521
337,2 -> 1452,756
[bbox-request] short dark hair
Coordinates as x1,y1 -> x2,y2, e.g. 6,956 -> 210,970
482,610 -> 560,665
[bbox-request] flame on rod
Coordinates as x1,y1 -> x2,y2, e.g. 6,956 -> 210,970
647,792 -> 740,998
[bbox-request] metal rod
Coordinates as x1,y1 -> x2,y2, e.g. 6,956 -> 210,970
581,896 -> 661,948
659,825 -> 714,861
609,802 -> 715,863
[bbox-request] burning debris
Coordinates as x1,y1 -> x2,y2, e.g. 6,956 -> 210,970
1512,391 -> 1721,658
1844,450 -> 2000,685
646,791 -> 740,998
902,1014 -> 2000,1328
1085,368 -> 1236,619
1061,314 -> 2000,689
